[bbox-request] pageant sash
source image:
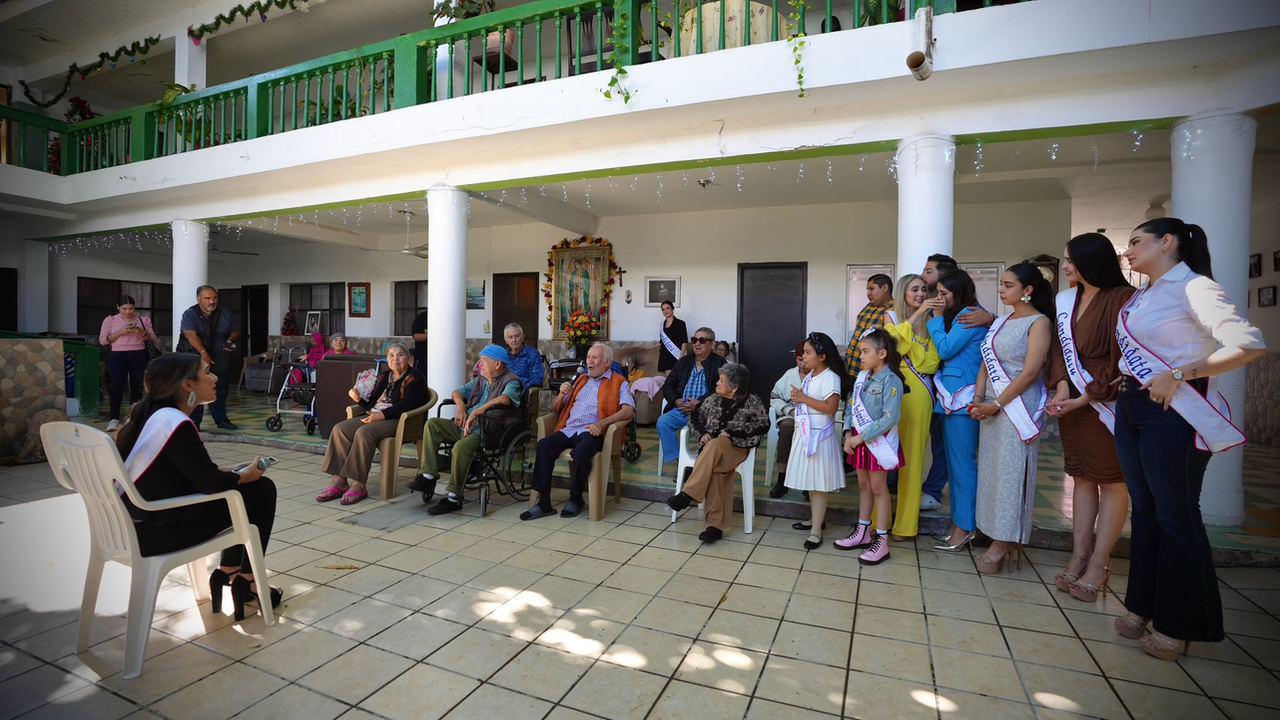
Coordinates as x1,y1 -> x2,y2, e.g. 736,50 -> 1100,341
121,407 -> 195,493
1055,288 -> 1116,434
660,323 -> 682,358
1116,290 -> 1245,453
795,370 -> 834,456
980,315 -> 1046,444
851,370 -> 902,470
935,379 -> 974,414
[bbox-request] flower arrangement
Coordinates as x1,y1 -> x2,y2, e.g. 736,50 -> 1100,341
563,310 -> 603,344
542,235 -> 623,320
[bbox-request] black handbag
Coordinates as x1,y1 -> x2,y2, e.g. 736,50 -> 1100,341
144,338 -> 162,360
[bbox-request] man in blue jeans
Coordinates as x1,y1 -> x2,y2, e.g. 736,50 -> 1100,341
918,253 -> 994,510
657,326 -> 725,474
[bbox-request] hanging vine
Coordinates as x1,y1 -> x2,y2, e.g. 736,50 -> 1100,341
787,0 -> 807,97
188,0 -> 321,44
600,10 -> 637,104
18,37 -> 161,108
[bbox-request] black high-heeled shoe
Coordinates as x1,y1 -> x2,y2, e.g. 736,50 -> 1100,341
209,569 -> 233,614
230,575 -> 284,621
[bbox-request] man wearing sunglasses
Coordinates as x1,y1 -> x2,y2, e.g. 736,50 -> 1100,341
658,327 -> 726,473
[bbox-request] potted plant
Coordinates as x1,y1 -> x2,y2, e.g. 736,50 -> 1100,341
859,0 -> 906,27
563,310 -> 602,359
433,0 -> 514,64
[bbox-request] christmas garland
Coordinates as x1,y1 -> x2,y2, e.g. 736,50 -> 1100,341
18,36 -> 161,108
542,236 -> 623,322
188,0 -> 320,44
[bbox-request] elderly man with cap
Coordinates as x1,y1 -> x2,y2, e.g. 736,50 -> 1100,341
521,342 -> 635,520
416,344 -> 524,515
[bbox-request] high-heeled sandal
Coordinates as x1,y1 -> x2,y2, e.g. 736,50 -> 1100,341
209,569 -> 233,614
1142,630 -> 1188,661
974,551 -> 1005,575
1114,612 -> 1150,639
933,531 -> 975,553
230,575 -> 284,621
1069,563 -> 1110,602
1054,553 -> 1089,593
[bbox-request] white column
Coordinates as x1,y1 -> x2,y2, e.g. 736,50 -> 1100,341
174,28 -> 207,89
171,220 -> 209,347
1171,110 -> 1257,526
20,240 -> 49,333
426,186 -> 468,411
896,134 -> 955,278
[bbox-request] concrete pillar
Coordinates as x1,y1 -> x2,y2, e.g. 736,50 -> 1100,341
426,186 -> 468,412
1170,110 -> 1257,526
170,220 -> 209,346
896,134 -> 955,278
174,28 -> 207,89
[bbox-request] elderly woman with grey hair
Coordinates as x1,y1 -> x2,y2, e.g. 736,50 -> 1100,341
317,343 -> 426,505
666,362 -> 770,542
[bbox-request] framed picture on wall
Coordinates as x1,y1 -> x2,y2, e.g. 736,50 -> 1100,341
845,264 -> 895,344
304,311 -> 322,335
348,282 -> 371,318
644,277 -> 680,307
1260,286 -> 1277,308
1273,250 -> 1280,272
960,262 -> 1008,317
1250,254 -> 1262,279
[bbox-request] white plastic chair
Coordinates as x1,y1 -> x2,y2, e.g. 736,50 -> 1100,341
763,406 -> 781,483
670,426 -> 756,534
40,422 -> 274,679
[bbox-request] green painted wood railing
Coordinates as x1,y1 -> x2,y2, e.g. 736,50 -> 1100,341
0,0 -> 1027,176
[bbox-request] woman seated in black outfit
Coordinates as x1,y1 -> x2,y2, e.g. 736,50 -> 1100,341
117,353 -> 280,621
317,342 -> 427,504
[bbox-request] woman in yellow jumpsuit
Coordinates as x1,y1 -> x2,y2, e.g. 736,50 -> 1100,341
883,273 -> 941,539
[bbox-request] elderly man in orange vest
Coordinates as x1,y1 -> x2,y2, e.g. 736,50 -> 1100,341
522,342 -> 636,520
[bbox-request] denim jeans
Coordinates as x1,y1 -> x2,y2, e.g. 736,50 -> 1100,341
941,413 -> 978,532
657,408 -> 690,465
1114,381 -> 1222,642
921,412 -> 949,501
106,349 -> 148,420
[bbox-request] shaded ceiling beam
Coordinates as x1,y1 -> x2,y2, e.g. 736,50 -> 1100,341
0,0 -> 56,25
467,190 -> 598,236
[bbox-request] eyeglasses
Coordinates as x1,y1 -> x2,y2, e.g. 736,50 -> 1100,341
691,337 -> 712,344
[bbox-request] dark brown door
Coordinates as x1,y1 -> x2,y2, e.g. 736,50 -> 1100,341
243,284 -> 269,356
737,263 -> 807,402
0,268 -> 16,331
491,272 -> 540,346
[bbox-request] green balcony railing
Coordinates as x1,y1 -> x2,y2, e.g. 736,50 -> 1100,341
0,0 -> 1027,176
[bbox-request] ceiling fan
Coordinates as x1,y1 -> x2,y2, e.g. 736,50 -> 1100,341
398,210 -> 428,258
207,225 -> 260,256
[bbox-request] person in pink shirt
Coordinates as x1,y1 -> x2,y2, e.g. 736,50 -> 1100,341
99,295 -> 158,431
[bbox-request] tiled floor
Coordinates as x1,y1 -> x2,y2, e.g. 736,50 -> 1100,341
93,388 -> 1280,557
3,442 -> 1280,720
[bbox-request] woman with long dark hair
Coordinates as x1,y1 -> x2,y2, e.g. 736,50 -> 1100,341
100,295 -> 158,432
117,353 -> 280,621
657,301 -> 689,373
1113,217 -> 1265,659
1045,233 -> 1135,602
927,270 -> 988,552
968,263 -> 1053,573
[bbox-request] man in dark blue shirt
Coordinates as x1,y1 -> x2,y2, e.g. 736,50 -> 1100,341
178,285 -> 240,430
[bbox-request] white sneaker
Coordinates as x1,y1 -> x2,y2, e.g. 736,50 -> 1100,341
106,419 -> 122,432
919,495 -> 941,511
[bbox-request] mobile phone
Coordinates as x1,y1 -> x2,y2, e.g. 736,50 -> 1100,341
235,457 -> 278,473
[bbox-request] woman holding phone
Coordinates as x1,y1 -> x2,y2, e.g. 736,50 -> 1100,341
100,295 -> 158,432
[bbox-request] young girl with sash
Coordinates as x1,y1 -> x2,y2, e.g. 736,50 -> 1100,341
658,301 -> 688,373
834,328 -> 906,565
881,273 -> 941,540
784,332 -> 852,550
1045,233 -> 1135,602
968,264 -> 1053,574
927,270 -> 988,552
1112,218 -> 1265,660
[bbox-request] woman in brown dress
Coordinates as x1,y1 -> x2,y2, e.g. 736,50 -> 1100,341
1047,233 -> 1135,602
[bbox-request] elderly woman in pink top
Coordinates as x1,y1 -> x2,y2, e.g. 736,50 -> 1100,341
99,295 -> 158,431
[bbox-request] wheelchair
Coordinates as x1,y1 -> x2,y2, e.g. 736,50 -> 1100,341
431,386 -> 540,517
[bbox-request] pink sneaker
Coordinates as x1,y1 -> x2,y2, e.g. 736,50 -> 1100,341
834,523 -> 872,550
859,534 -> 890,565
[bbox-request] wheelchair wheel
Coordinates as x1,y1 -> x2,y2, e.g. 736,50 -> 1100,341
265,415 -> 283,432
305,417 -> 317,435
622,439 -> 641,463
500,430 -> 534,499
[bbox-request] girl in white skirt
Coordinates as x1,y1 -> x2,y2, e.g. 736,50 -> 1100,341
785,332 -> 853,550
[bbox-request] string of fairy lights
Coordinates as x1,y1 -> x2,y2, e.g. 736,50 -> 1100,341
44,128 -> 1185,258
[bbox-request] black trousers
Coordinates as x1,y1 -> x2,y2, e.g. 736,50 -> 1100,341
1114,382 -> 1222,642
191,351 -> 232,427
533,431 -> 604,506
134,478 -> 276,572
107,350 -> 149,420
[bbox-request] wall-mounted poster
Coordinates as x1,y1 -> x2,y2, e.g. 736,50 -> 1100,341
550,244 -> 611,340
645,277 -> 680,307
960,262 -> 1008,316
1250,253 -> 1262,279
845,264 -> 895,344
348,282 -> 370,318
466,280 -> 486,310
304,311 -> 322,335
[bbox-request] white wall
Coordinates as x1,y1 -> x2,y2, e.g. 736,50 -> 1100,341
47,249 -> 172,333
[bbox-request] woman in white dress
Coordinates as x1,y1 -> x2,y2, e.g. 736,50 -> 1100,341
783,332 -> 852,550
